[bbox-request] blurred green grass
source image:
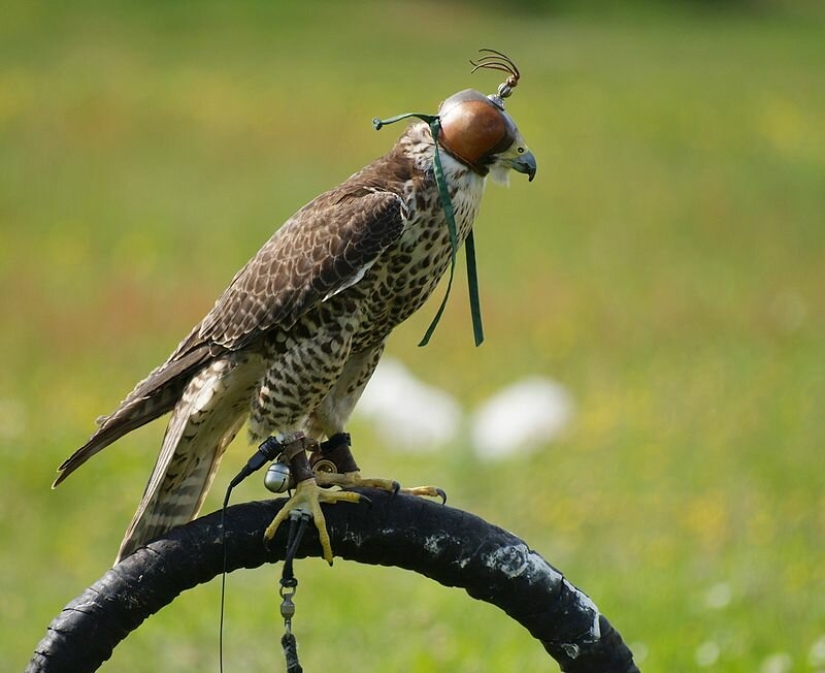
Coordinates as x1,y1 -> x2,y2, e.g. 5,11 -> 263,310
2,1 -> 824,671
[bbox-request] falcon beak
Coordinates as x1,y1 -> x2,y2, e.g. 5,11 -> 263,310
511,150 -> 537,182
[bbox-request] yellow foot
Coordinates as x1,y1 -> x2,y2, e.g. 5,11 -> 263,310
264,477 -> 361,565
315,471 -> 446,503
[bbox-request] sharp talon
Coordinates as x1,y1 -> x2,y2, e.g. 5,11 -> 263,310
391,481 -> 401,496
360,493 -> 373,508
263,479 -> 360,565
436,488 -> 447,504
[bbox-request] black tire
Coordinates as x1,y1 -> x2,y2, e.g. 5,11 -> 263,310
28,490 -> 640,672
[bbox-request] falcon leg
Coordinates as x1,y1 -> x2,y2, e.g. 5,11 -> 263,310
263,434 -> 361,565
310,432 -> 447,503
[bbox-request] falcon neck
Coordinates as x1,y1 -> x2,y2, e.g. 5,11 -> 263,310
398,122 -> 486,346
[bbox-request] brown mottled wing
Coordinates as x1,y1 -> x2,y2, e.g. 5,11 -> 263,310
53,187 -> 404,488
194,187 -> 405,352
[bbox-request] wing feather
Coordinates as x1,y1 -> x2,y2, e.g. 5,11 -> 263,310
197,188 -> 406,352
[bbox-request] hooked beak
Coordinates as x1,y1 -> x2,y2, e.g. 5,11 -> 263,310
511,150 -> 537,182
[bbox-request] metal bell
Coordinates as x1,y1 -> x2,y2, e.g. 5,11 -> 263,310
264,462 -> 291,493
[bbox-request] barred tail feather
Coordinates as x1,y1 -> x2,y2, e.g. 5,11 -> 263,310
115,413 -> 246,563
115,354 -> 262,564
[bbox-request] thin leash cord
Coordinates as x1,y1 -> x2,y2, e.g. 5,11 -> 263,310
219,484 -> 233,673
217,437 -> 283,673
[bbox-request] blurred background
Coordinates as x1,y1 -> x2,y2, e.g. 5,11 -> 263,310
2,1 -> 823,670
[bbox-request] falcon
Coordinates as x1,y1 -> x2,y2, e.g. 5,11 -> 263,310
54,50 -> 537,565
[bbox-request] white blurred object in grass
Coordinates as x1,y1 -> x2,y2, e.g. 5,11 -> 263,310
761,653 -> 793,673
0,398 -> 26,443
356,358 -> 461,452
628,642 -> 648,665
809,635 -> 825,668
703,581 -> 732,610
695,641 -> 720,668
471,376 -> 574,461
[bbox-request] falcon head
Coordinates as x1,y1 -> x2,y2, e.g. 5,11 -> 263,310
437,88 -> 536,185
436,49 -> 536,185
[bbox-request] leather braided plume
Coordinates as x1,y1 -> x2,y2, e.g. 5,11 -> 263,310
470,48 -> 521,109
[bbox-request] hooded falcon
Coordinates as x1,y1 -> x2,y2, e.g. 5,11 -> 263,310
54,51 -> 537,565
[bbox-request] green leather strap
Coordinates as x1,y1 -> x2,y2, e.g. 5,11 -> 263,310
373,113 -> 484,347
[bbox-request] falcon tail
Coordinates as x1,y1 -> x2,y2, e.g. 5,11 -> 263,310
52,343 -> 214,488
115,353 -> 262,564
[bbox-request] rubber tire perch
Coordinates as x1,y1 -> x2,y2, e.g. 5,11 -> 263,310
28,491 -> 640,672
